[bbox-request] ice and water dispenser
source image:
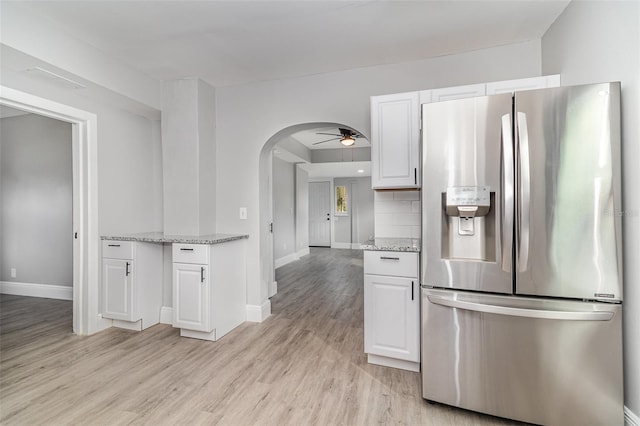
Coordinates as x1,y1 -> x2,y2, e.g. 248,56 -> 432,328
442,186 -> 496,262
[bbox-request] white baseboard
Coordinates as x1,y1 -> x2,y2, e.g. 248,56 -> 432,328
626,406 -> 640,426
275,252 -> 298,269
367,353 -> 420,372
246,300 -> 271,322
160,306 -> 173,325
0,281 -> 72,300
296,248 -> 310,258
268,280 -> 278,298
163,303 -> 270,325
331,242 -> 351,249
351,243 -> 362,249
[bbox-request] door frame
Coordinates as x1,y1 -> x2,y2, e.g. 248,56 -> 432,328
0,85 -> 104,335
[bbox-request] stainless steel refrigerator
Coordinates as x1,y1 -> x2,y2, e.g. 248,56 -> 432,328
420,82 -> 623,425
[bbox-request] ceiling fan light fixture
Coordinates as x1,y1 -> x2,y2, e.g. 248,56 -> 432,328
340,136 -> 355,146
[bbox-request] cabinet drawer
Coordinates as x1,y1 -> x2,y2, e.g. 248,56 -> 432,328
173,243 -> 209,264
102,240 -> 134,259
364,251 -> 418,278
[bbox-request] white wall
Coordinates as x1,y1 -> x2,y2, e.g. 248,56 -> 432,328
1,114 -> 72,285
216,40 -> 542,307
272,156 -> 296,261
161,78 -> 216,236
1,57 -> 163,236
295,165 -> 309,253
542,0 -> 640,416
333,177 -> 374,247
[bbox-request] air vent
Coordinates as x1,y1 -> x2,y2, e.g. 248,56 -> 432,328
24,67 -> 86,90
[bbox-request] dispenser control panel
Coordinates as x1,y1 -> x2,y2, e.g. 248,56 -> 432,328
445,186 -> 491,218
446,186 -> 490,206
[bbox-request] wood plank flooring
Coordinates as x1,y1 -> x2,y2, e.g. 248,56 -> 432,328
0,248 -> 521,425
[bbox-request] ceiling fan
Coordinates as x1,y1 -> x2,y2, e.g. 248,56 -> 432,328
313,128 -> 363,146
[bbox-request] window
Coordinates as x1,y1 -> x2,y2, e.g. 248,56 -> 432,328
336,185 -> 348,214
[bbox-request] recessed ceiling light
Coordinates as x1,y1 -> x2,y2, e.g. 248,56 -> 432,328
357,169 -> 364,173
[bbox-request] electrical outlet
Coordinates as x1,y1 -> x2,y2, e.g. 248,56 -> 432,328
239,207 -> 247,220
10,268 -> 17,278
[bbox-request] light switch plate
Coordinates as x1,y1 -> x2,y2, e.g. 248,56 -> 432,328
239,207 -> 247,220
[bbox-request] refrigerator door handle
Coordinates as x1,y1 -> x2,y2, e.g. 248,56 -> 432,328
427,295 -> 614,321
516,112 -> 531,272
501,114 -> 514,273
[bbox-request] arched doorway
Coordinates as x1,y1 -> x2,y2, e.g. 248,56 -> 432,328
258,122 -> 370,302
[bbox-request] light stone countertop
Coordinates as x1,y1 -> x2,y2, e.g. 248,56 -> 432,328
361,238 -> 421,252
101,232 -> 248,245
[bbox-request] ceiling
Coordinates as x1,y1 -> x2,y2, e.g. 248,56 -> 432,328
14,1 -> 570,88
290,125 -> 369,150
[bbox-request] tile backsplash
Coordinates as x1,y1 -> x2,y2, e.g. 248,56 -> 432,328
374,190 -> 421,238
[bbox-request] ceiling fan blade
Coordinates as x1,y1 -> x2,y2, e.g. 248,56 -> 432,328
315,132 -> 341,137
312,137 -> 341,145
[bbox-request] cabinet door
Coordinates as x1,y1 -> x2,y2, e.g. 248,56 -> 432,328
486,75 -> 561,95
173,263 -> 210,332
431,83 -> 486,102
364,275 -> 419,362
371,92 -> 420,189
103,258 -> 135,321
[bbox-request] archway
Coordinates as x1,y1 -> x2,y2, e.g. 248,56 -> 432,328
258,121 -> 367,303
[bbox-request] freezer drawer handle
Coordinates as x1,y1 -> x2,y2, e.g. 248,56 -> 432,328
427,296 -> 614,321
380,256 -> 400,261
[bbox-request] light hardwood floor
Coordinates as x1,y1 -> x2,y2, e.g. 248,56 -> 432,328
0,248 -> 521,425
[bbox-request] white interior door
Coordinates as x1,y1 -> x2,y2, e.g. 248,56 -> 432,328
309,181 -> 331,247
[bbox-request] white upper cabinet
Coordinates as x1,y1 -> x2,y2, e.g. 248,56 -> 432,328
486,75 -> 561,95
370,76 -> 561,190
430,83 -> 486,102
371,92 -> 421,189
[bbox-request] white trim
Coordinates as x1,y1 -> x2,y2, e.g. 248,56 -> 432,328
275,252 -> 298,269
296,247 -> 310,258
332,242 -> 351,249
367,354 -> 420,372
180,328 -> 216,341
0,281 -> 73,300
1,85 -> 101,336
246,300 -> 271,322
160,306 -> 173,325
351,243 -> 362,250
269,280 -> 278,297
626,406 -> 640,426
112,319 -> 142,331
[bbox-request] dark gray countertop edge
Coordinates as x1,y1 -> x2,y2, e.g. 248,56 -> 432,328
101,233 -> 249,245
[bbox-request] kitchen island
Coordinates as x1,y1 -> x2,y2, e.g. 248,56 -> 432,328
100,232 -> 248,341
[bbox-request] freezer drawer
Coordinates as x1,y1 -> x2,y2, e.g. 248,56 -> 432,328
421,288 -> 623,426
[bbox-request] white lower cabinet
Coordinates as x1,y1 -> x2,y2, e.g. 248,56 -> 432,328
172,239 -> 246,341
364,250 -> 420,372
173,263 -> 208,331
103,258 -> 133,321
101,240 -> 163,331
